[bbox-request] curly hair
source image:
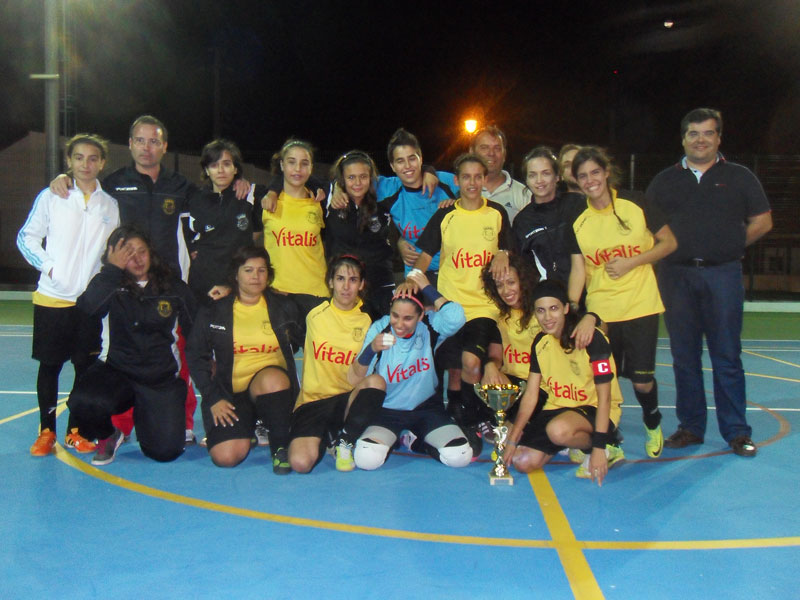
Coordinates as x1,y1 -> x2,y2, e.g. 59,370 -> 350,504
481,254 -> 539,333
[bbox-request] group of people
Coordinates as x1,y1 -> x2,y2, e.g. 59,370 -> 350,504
17,107 -> 772,485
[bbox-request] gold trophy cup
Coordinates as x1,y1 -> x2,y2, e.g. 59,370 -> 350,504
473,382 -> 526,485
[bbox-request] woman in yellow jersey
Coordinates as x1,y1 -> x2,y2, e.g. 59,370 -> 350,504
186,246 -> 303,474
505,280 -> 625,486
261,139 -> 329,318
565,146 -> 677,459
289,255 -> 386,474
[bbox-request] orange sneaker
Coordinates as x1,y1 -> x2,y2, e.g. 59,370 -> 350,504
30,429 -> 56,457
65,428 -> 96,453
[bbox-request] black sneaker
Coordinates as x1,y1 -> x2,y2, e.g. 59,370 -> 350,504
272,447 -> 291,474
92,428 -> 124,466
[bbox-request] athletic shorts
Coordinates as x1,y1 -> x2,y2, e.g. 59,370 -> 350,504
290,392 -> 349,441
435,317 -> 499,370
202,390 -> 256,450
518,405 -> 617,456
606,313 -> 659,383
32,304 -> 101,365
371,395 -> 456,440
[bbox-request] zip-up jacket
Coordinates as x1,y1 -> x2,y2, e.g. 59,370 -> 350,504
77,264 -> 197,385
187,183 -> 260,301
186,291 -> 303,409
17,183 -> 119,302
103,165 -> 196,276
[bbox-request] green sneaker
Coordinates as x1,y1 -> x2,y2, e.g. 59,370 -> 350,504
272,447 -> 291,475
575,444 -> 625,478
335,440 -> 355,472
567,448 -> 586,464
645,424 -> 663,458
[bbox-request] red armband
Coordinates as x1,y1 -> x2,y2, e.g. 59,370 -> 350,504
592,359 -> 611,376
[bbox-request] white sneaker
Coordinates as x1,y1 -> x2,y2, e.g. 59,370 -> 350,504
254,421 -> 269,447
400,431 -> 418,452
185,429 -> 196,445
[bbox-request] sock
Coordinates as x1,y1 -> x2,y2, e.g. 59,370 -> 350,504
341,387 -> 386,444
459,379 -> 493,427
634,380 -> 662,430
254,389 -> 295,451
36,362 -> 63,432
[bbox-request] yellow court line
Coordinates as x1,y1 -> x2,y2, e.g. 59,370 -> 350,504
5,402 -> 795,554
53,445 -> 552,548
0,398 -> 68,426
743,349 -> 800,370
584,538 -> 800,550
527,470 -> 604,599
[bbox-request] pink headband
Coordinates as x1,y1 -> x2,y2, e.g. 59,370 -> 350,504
392,292 -> 424,312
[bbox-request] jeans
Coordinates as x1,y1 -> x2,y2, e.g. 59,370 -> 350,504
657,261 -> 751,442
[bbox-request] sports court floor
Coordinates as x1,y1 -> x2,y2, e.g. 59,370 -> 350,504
1,300 -> 798,599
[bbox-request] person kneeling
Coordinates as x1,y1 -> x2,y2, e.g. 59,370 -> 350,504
67,226 -> 196,466
186,246 -> 302,472
352,271 -> 473,470
504,280 -> 624,486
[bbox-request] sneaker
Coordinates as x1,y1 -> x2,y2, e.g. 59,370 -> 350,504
64,428 -> 96,453
254,421 -> 269,447
185,429 -> 196,446
272,447 -> 291,475
92,429 -> 124,466
335,440 -> 355,472
730,435 -> 757,457
645,424 -> 663,458
567,448 -> 586,464
30,429 -> 56,457
399,431 -> 418,452
575,444 -> 626,478
199,436 -> 208,448
477,421 -> 497,444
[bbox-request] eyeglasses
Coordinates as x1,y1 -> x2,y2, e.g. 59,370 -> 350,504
132,137 -> 164,148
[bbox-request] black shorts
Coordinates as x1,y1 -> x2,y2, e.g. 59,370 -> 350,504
32,304 -> 101,365
518,405 -> 617,456
290,392 -> 349,441
606,314 -> 659,383
202,390 -> 257,450
371,395 -> 456,440
435,317 -> 499,370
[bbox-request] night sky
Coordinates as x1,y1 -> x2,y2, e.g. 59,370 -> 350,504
2,0 -> 799,174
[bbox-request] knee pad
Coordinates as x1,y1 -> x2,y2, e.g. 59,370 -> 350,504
353,438 -> 390,471
437,440 -> 472,468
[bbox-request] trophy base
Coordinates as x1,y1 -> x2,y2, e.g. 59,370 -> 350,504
489,473 -> 514,486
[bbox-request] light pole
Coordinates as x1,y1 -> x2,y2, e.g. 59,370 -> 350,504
30,0 -> 61,183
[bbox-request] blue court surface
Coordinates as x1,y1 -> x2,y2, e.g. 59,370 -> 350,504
1,316 -> 798,599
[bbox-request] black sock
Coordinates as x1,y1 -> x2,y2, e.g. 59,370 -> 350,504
254,389 -> 295,451
341,387 -> 386,444
459,379 -> 493,427
36,362 -> 63,432
634,380 -> 661,429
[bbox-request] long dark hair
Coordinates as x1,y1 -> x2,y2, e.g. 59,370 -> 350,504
102,225 -> 173,294
571,146 -> 629,232
227,246 -> 274,296
532,279 -> 578,352
481,254 -> 538,332
330,150 -> 379,232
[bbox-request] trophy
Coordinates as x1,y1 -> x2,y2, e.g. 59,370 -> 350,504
473,382 -> 526,485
